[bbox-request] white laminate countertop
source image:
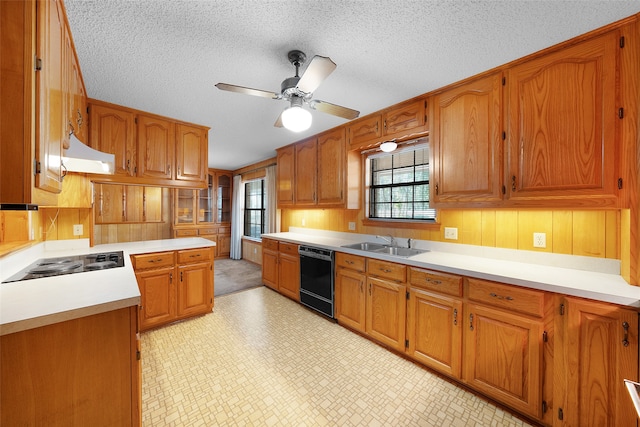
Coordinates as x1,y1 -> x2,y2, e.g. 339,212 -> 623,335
263,227 -> 640,309
0,237 -> 215,336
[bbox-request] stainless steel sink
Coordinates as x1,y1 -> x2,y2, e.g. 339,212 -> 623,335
371,246 -> 429,258
341,242 -> 429,258
341,242 -> 386,251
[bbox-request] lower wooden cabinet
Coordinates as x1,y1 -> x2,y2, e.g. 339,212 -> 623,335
132,247 -> 213,331
366,276 -> 407,351
1,307 -> 141,426
335,262 -> 367,332
260,238 -> 300,301
555,296 -> 638,427
464,302 -> 543,418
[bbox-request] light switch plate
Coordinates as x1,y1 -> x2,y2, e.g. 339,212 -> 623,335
348,222 -> 356,231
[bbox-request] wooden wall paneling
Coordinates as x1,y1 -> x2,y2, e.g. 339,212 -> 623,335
144,187 -> 163,222
461,210 -> 482,245
480,210 -> 496,247
124,186 -> 143,223
572,211 -> 606,257
241,239 -> 262,265
551,211 -> 573,255
605,210 -> 620,260
0,212 -> 31,242
439,210 -> 463,242
517,211 -> 552,252
621,209 -> 631,283
494,211 -> 518,249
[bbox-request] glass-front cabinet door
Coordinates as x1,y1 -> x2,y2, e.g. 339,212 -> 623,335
198,174 -> 214,224
217,174 -> 231,223
176,188 -> 195,225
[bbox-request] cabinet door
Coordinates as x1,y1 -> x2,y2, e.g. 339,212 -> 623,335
89,103 -> 136,176
216,173 -> 232,223
175,188 -> 196,225
262,248 -> 279,290
124,185 -> 144,223
95,184 -> 124,224
407,288 -> 463,378
279,253 -> 300,301
35,0 -> 66,193
506,31 -> 618,207
317,128 -> 345,206
464,303 -> 542,418
276,145 -> 295,207
177,262 -> 212,318
294,138 -> 317,205
216,233 -> 231,258
366,277 -> 406,351
137,114 -> 174,180
431,73 -> 503,205
143,187 -> 163,222
176,124 -> 207,183
383,98 -> 426,136
335,268 -> 366,333
136,266 -> 175,331
557,297 -> 638,427
348,114 -> 382,149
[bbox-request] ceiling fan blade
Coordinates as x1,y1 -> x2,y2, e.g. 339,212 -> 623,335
274,111 -> 284,128
215,83 -> 279,99
309,100 -> 360,120
296,55 -> 336,94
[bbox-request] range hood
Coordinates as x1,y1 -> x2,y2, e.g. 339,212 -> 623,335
62,133 -> 115,175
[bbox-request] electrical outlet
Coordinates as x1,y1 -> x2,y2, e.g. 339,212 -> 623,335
533,232 -> 546,248
348,222 -> 356,231
444,227 -> 458,240
73,224 -> 83,236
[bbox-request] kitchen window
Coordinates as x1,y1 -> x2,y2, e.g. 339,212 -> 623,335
367,144 -> 436,221
244,179 -> 265,238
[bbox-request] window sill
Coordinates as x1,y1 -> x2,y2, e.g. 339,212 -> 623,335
242,236 -> 262,243
361,218 -> 441,230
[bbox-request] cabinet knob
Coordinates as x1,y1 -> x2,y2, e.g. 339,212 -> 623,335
469,313 -> 474,331
425,278 -> 442,285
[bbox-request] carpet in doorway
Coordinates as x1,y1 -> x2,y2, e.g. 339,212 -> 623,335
214,258 -> 263,296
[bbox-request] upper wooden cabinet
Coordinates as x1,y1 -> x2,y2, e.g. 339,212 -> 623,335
276,145 -> 295,207
505,30 -> 620,207
94,183 -> 163,224
348,98 -> 427,150
90,103 -> 137,177
88,99 -> 209,187
294,138 -> 318,206
137,115 -> 174,181
35,0 -> 67,194
430,73 -> 503,206
277,128 -> 360,209
175,124 -> 208,183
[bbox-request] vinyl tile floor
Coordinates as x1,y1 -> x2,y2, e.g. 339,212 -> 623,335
141,287 -> 533,427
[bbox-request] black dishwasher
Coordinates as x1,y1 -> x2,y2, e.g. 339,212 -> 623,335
298,246 -> 335,318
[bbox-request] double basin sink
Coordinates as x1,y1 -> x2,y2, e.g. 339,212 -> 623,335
340,242 -> 429,258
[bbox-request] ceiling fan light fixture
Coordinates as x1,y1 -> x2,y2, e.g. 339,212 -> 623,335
380,141 -> 398,152
281,105 -> 312,132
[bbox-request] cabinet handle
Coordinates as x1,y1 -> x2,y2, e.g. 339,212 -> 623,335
346,260 -> 354,265
469,313 -> 474,331
148,258 -> 164,263
169,273 -> 173,283
168,164 -> 171,176
453,308 -> 458,326
489,292 -> 513,301
426,278 -> 442,285
127,159 -> 131,172
189,254 -> 201,258
511,175 -> 516,191
622,321 -> 630,347
380,268 -> 392,273
435,183 -> 439,195
180,271 -> 183,282
369,283 -> 372,296
360,282 -> 363,293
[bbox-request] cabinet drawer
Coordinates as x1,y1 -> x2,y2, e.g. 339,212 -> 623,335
199,228 -> 217,235
131,251 -> 175,270
177,248 -> 212,264
367,259 -> 406,282
218,226 -> 230,235
262,238 -> 278,251
336,252 -> 366,272
466,278 -> 545,318
175,229 -> 198,237
409,268 -> 462,296
279,242 -> 299,256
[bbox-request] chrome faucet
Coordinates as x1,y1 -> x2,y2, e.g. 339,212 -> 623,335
407,238 -> 413,249
377,235 -> 397,247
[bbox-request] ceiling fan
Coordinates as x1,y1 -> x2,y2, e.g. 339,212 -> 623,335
215,50 -> 360,132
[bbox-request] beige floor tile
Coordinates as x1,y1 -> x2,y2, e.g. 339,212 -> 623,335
142,287 -> 533,427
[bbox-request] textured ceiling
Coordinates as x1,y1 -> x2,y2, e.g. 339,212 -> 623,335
65,0 -> 640,170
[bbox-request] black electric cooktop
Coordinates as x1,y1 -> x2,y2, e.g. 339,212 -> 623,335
2,251 -> 125,283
